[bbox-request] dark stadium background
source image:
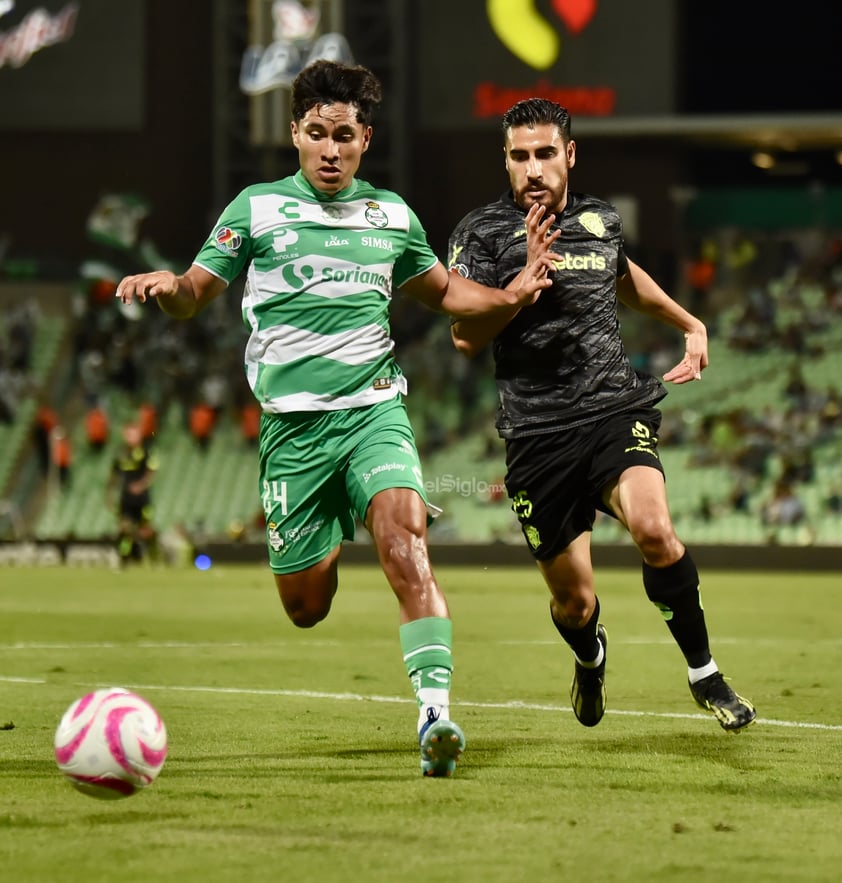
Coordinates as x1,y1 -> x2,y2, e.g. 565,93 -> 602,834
1,0 -> 840,270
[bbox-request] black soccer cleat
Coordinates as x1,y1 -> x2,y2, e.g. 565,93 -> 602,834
570,624 -> 607,727
689,671 -> 756,732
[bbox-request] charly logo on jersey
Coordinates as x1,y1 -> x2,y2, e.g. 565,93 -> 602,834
364,201 -> 388,228
213,226 -> 242,256
578,211 -> 606,238
277,200 -> 302,220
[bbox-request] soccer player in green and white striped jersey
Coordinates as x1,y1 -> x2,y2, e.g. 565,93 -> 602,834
116,60 -> 558,777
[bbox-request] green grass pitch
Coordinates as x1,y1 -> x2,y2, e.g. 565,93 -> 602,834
2,563 -> 841,882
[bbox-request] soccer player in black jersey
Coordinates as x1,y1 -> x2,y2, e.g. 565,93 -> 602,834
448,98 -> 755,732
106,422 -> 159,566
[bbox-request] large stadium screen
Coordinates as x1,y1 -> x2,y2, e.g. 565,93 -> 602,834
415,0 -> 676,130
0,0 -> 145,131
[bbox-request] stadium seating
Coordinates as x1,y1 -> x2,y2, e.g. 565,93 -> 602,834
0,315 -> 66,498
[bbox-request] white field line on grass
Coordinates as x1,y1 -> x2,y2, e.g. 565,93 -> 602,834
0,640 -> 341,650
1,674 -> 840,732
6,637 -> 836,650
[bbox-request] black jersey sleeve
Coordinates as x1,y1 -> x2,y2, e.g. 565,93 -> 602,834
448,209 -> 501,288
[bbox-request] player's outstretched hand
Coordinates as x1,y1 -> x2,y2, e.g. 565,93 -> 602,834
512,252 -> 559,306
663,327 -> 708,384
116,271 -> 179,306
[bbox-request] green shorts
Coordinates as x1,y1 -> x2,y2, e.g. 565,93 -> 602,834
258,397 -> 429,574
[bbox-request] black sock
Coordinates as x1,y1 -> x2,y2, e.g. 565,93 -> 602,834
550,597 -> 602,663
643,550 -> 711,669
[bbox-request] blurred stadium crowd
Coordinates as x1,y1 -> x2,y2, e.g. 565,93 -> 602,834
1,198 -> 841,550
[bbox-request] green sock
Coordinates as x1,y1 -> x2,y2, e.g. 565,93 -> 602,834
399,616 -> 453,732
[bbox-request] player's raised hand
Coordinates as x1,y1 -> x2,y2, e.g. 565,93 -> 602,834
525,203 -> 560,263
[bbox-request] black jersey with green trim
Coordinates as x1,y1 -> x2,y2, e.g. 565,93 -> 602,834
448,190 -> 665,438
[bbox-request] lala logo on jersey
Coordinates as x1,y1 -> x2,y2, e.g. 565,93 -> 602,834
214,226 -> 242,257
486,0 -> 597,70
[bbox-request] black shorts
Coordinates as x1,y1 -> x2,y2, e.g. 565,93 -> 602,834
504,406 -> 665,560
119,490 -> 153,525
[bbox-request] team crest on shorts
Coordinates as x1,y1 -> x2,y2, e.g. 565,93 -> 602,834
267,523 -> 285,554
524,524 -> 541,550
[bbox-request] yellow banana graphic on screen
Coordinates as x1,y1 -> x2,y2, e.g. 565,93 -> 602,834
487,0 -> 560,70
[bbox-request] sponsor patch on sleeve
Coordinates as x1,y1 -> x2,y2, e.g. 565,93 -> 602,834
213,226 -> 242,256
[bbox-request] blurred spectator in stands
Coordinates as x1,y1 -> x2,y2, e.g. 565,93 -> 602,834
707,410 -> 745,466
200,370 -> 229,421
724,232 -> 759,289
783,361 -> 809,409
761,478 -> 806,528
33,402 -> 59,474
239,402 -> 261,447
77,346 -> 106,408
106,422 -> 159,566
780,447 -> 815,485
138,401 -> 159,445
0,361 -> 16,422
818,387 -> 841,440
7,302 -> 37,372
50,425 -> 72,487
728,286 -> 776,353
158,522 -> 194,567
684,238 -> 717,319
85,405 -> 110,453
696,494 -> 715,523
108,336 -> 141,397
189,400 -> 216,450
728,475 -> 753,513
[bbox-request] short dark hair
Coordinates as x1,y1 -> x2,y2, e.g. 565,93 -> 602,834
291,60 -> 383,126
501,99 -> 572,143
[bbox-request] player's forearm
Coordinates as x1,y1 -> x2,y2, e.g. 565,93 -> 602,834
155,274 -> 201,319
618,262 -> 704,335
451,311 -> 516,357
440,273 -> 525,317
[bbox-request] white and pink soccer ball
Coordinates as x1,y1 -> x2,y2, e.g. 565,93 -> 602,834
54,688 -> 168,799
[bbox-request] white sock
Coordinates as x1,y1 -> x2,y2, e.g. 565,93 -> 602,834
417,687 -> 450,732
574,639 -> 605,669
688,659 -> 718,684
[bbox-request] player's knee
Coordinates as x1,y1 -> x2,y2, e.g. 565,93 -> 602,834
274,570 -> 336,628
628,512 -> 678,562
279,589 -> 332,628
285,603 -> 330,628
550,593 -> 593,628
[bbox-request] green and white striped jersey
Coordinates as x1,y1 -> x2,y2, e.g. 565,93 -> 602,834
193,170 -> 439,413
